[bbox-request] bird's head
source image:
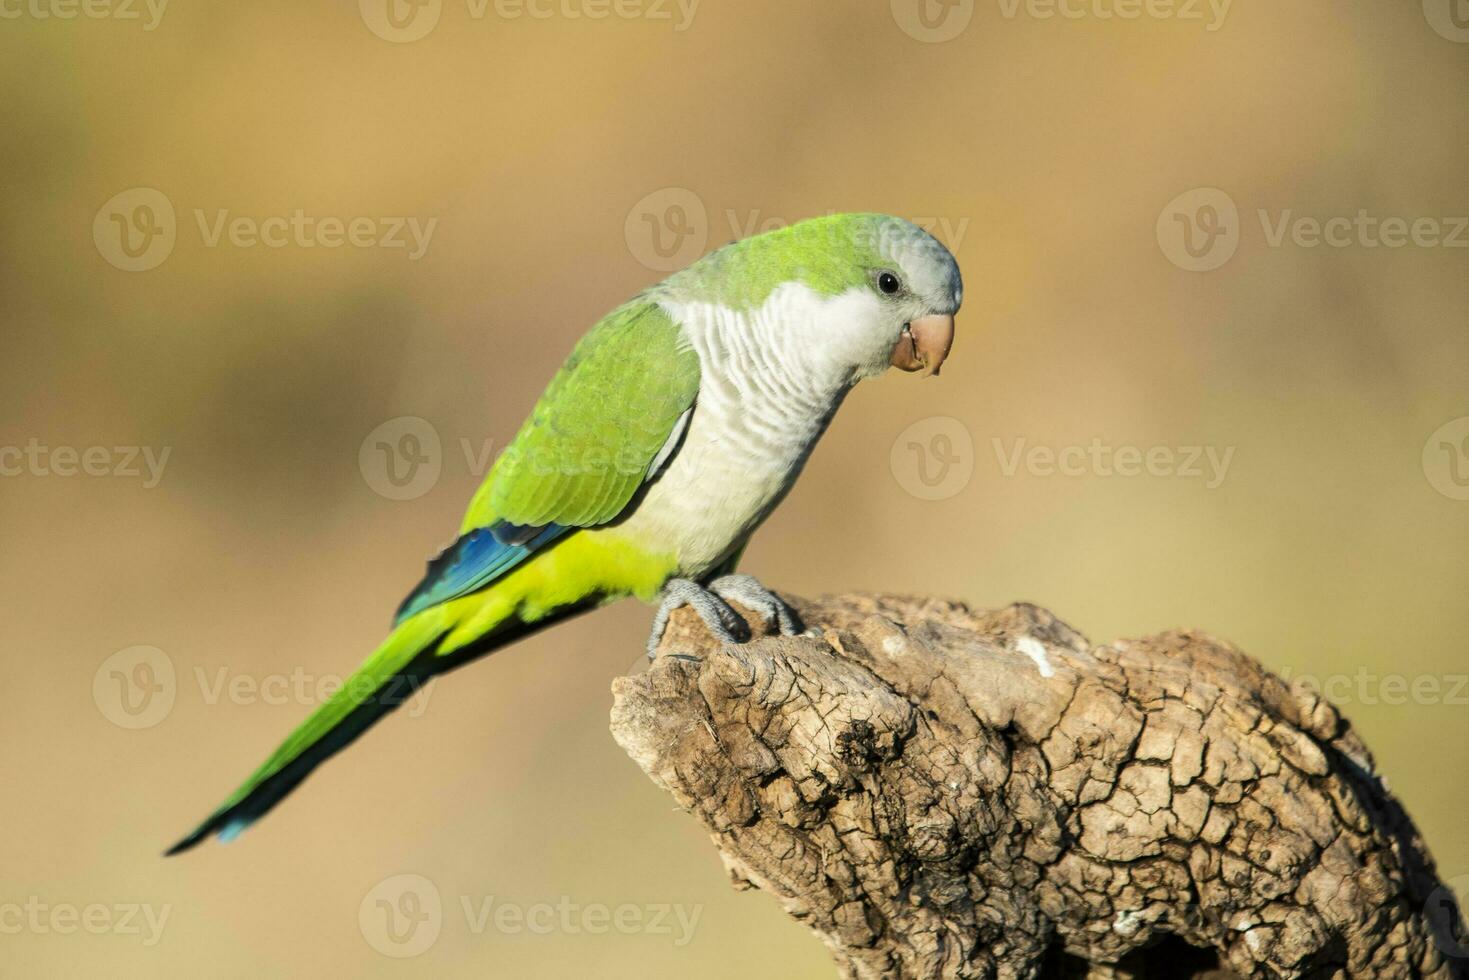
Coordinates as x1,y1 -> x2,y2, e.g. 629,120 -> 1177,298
674,212 -> 963,384
847,213 -> 963,380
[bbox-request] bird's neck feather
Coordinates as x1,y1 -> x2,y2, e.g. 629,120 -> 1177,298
660,282 -> 885,421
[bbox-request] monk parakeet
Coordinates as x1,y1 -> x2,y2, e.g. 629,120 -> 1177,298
168,212 -> 962,854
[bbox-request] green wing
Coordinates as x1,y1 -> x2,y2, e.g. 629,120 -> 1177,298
463,297 -> 701,532
396,298 -> 699,622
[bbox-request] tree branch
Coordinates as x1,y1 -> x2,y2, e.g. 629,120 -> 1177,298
610,593 -> 1468,979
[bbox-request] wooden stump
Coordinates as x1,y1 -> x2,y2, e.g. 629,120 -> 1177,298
610,593 -> 1468,979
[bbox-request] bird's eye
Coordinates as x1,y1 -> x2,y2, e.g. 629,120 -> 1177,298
878,272 -> 902,295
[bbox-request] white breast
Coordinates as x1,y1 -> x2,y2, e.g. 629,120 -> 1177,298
601,282 -> 880,577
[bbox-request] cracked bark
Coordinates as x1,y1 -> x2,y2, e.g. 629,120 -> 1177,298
610,593 -> 1468,980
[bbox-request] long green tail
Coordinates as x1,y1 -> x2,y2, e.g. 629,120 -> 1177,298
165,600 -> 592,855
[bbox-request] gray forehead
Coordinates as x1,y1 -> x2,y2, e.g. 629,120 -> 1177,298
877,221 -> 963,312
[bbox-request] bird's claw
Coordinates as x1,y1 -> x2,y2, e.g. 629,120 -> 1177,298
708,574 -> 803,637
646,576 -> 802,660
646,578 -> 749,661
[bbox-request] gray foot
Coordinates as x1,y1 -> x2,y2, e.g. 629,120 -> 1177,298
647,578 -> 749,661
708,574 -> 803,636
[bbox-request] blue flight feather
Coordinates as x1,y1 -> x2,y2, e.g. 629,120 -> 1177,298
393,522 -> 570,625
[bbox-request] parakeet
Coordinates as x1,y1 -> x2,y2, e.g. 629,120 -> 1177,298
168,211 -> 962,854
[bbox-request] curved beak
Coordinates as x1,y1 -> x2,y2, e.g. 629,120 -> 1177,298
889,313 -> 956,377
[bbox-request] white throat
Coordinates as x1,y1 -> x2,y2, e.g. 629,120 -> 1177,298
662,281 -> 889,408
598,283 -> 884,577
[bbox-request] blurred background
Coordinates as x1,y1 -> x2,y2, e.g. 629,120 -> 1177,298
3,1 -> 1468,975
